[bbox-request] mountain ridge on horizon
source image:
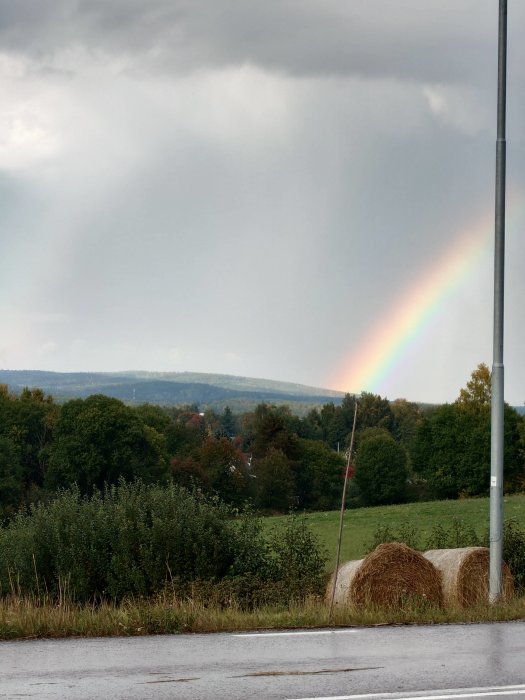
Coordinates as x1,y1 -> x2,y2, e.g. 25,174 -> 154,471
0,368 -> 346,414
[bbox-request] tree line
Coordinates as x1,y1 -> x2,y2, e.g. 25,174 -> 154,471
1,363 -> 524,519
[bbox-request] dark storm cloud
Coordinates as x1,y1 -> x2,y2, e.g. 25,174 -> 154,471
0,0 -> 504,85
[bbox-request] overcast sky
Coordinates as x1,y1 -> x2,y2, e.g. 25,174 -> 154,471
1,1 -> 524,404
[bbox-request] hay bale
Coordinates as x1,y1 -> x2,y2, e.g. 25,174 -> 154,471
424,547 -> 514,608
325,559 -> 363,607
327,542 -> 443,609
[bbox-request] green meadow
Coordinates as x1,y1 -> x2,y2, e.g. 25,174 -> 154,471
262,494 -> 525,567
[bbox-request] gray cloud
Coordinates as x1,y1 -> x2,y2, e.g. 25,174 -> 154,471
0,0 -> 517,85
1,1 -> 524,403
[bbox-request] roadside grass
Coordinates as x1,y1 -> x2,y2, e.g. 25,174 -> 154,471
2,592 -> 525,640
262,494 -> 525,566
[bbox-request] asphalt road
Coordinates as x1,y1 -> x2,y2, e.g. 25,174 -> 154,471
1,621 -> 525,699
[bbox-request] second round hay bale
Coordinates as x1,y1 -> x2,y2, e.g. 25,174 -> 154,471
327,542 -> 443,608
424,547 -> 514,608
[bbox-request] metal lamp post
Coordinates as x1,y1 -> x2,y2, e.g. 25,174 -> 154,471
489,0 -> 507,603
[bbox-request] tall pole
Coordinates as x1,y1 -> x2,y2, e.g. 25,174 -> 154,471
490,0 -> 507,603
329,400 -> 358,620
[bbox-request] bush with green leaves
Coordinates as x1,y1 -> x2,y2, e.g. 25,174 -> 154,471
366,521 -> 422,552
495,519 -> 525,594
0,482 -> 327,605
426,518 -> 481,549
268,514 -> 328,597
165,514 -> 329,609
368,518 -> 483,553
0,482 -> 235,601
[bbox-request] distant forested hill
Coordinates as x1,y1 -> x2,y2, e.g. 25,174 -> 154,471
0,369 -> 345,414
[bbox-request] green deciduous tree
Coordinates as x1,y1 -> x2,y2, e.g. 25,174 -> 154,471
44,395 -> 168,493
390,398 -> 422,448
411,401 -> 522,499
0,386 -> 57,513
295,438 -> 345,510
317,393 -> 397,450
298,409 -> 323,441
133,403 -> 172,434
411,404 -> 461,499
165,420 -> 205,459
354,431 -> 408,506
253,448 -> 296,511
319,402 -> 348,450
356,392 -> 398,437
0,435 -> 24,518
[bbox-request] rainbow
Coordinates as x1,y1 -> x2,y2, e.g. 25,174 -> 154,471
330,210 -> 497,396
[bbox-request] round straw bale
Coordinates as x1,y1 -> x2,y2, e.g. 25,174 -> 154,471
325,559 -> 363,607
326,542 -> 443,609
423,547 -> 514,608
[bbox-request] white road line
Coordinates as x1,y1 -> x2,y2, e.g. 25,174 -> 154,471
233,630 -> 358,638
288,684 -> 525,700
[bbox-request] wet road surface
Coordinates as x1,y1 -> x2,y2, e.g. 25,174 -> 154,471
1,621 -> 524,699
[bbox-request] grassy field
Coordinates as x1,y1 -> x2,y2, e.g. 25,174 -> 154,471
262,494 -> 525,567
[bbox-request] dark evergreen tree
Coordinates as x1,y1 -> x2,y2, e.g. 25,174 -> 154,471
219,406 -> 237,437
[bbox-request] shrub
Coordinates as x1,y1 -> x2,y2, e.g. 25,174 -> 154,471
367,521 -> 421,552
0,483 -> 238,601
0,483 -> 328,605
426,518 -> 482,549
494,519 -> 525,594
268,514 -> 328,598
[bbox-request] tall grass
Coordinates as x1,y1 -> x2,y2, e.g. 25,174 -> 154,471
2,591 -> 525,640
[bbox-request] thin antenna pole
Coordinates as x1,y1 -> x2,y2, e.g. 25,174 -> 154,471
490,0 -> 507,603
328,400 -> 358,620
